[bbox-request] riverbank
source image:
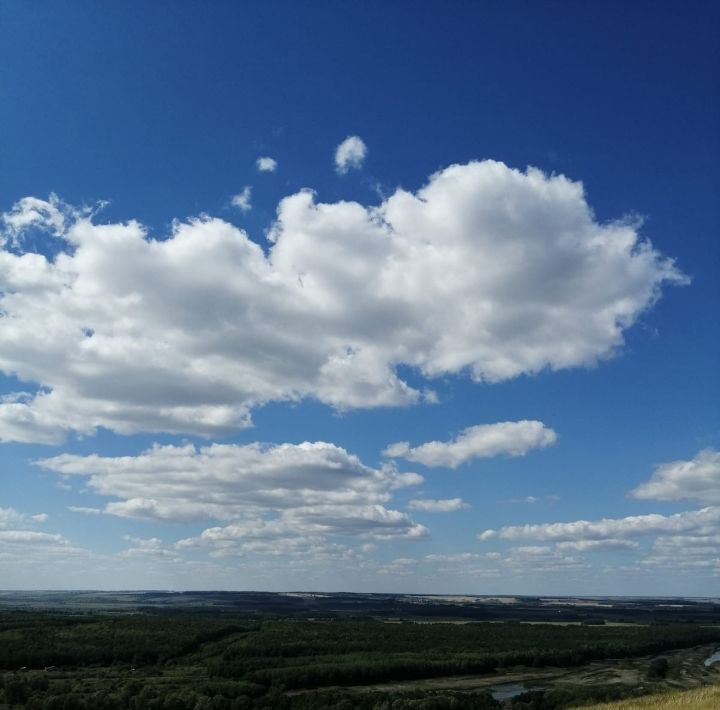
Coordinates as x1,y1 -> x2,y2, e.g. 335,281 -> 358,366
345,643 -> 719,700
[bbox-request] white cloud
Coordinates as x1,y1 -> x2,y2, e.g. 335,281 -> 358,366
0,507 -> 48,529
37,441 -> 426,554
0,534 -> 100,588
38,440 -> 422,520
124,535 -> 163,548
479,506 -> 720,542
68,506 -> 102,515
334,135 -> 367,174
503,546 -> 586,572
1,194 -> 71,246
473,451 -> 720,582
629,449 -> 720,503
0,161 -> 686,442
256,156 -> 277,173
376,557 -> 419,575
0,510 -> 256,589
640,532 -> 720,575
555,539 -> 639,552
408,497 -> 468,512
511,494 -> 560,504
0,530 -> 67,544
385,421 -> 557,468
425,552 -> 480,562
509,545 -> 553,556
231,186 -> 252,212
0,508 -> 100,583
120,536 -> 181,560
178,507 -> 427,558
467,526 -> 505,541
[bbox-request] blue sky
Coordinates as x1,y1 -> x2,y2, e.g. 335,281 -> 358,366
0,1 -> 718,595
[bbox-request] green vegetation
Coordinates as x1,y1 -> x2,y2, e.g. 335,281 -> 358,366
1,611 -> 718,709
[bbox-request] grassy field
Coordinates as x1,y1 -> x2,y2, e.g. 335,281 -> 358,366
577,684 -> 720,709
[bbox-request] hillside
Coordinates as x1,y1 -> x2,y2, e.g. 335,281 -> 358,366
577,684 -> 720,709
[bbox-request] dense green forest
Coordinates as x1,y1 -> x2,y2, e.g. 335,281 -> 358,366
1,611 -> 719,709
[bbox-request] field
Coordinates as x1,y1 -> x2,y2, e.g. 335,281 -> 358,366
1,593 -> 719,709
577,685 -> 720,709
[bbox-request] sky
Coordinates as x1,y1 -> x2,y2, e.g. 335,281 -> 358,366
0,1 -> 718,596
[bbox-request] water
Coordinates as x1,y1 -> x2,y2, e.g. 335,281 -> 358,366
704,649 -> 720,667
488,682 -> 541,700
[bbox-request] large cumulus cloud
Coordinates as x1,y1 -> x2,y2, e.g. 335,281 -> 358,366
0,160 -> 686,442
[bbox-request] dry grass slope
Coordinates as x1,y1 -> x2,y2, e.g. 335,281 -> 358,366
576,684 -> 720,709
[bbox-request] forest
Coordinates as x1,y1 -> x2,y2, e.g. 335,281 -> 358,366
1,604 -> 719,709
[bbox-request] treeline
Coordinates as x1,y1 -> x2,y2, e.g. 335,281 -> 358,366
219,618 -> 720,659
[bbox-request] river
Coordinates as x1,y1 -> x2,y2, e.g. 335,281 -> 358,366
704,648 -> 720,667
488,682 -> 542,700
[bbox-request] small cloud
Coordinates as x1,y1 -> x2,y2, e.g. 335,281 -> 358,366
0,530 -> 68,545
422,388 -> 439,404
629,448 -> 720,504
408,498 -> 469,513
510,494 -> 560,504
556,539 -> 639,552
425,552 -> 479,562
0,507 -> 48,529
68,506 -> 103,515
256,157 -> 277,173
385,421 -> 557,469
231,186 -> 252,212
123,535 -> 163,549
382,441 -> 410,458
335,136 -> 367,174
